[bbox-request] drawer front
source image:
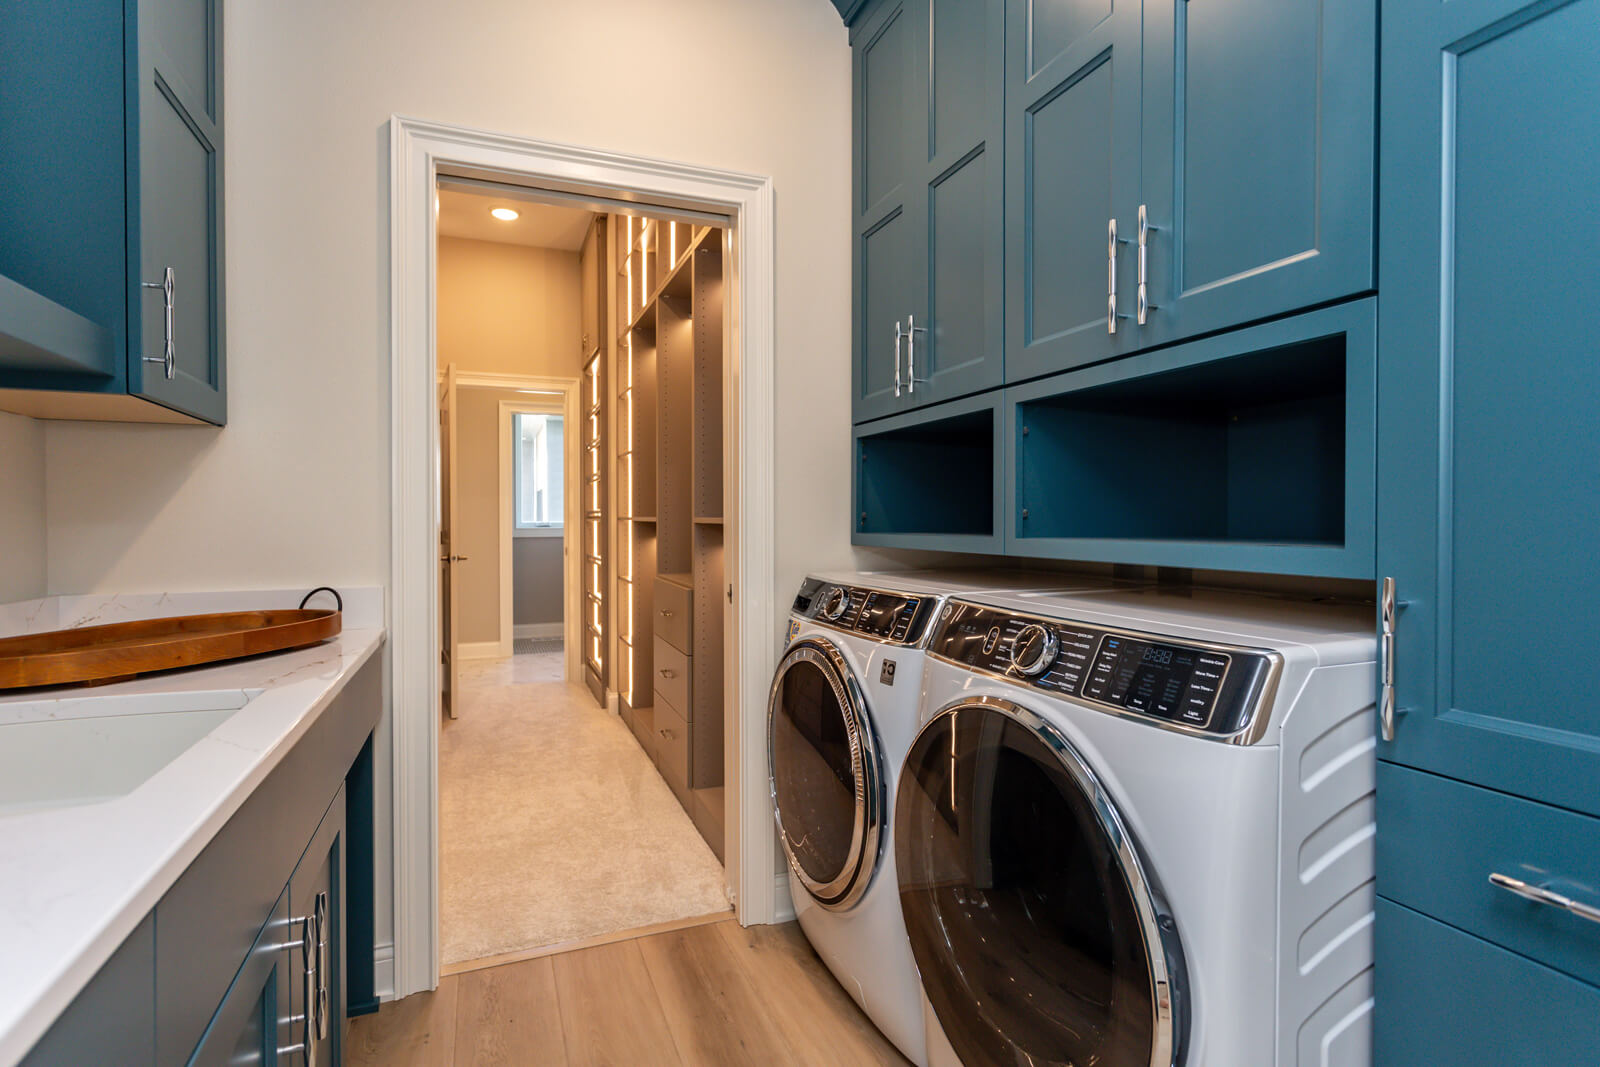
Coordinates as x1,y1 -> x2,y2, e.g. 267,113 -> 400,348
654,698 -> 691,806
654,578 -> 693,654
653,636 -> 691,721
629,703 -> 657,762
1377,761 -> 1600,987
1375,898 -> 1600,1066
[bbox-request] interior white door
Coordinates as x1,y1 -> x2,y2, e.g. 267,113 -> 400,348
439,364 -> 462,718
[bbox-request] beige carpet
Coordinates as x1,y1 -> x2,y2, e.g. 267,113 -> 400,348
439,654 -> 730,966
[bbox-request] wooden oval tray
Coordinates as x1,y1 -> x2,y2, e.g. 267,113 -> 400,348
0,609 -> 342,690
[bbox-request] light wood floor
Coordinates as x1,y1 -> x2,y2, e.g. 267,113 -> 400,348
348,918 -> 912,1066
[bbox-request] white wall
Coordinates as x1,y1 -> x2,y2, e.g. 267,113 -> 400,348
37,0 -> 854,986
0,411 -> 46,602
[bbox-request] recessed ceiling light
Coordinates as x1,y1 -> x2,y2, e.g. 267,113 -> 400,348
490,207 -> 519,221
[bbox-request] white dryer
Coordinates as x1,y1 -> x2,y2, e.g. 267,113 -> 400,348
769,570 -> 1134,1065
895,586 -> 1377,1067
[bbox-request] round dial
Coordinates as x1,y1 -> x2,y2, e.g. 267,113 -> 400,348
820,587 -> 851,621
1010,623 -> 1059,677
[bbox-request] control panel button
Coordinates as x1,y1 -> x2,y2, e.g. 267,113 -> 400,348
820,587 -> 850,621
1010,623 -> 1060,678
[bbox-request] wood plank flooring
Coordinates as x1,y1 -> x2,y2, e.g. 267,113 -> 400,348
347,919 -> 912,1066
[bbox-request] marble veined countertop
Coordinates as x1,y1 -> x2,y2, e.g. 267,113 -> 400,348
0,588 -> 385,1066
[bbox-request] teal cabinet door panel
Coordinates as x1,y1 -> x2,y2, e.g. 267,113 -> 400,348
132,0 -> 225,423
186,891 -> 293,1067
0,0 -> 128,388
1004,0 -> 1142,382
911,0 -> 1004,410
1377,0 -> 1600,818
853,0 -> 920,424
854,0 -> 1004,423
1374,899 -> 1600,1067
1138,0 -> 1375,349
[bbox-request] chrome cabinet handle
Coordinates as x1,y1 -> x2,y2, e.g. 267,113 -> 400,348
1137,205 -> 1159,325
1107,219 -> 1129,334
1379,577 -> 1408,742
1490,873 -> 1600,925
659,609 -> 674,617
893,320 -> 903,398
140,266 -> 176,380
313,891 -> 329,1044
659,668 -> 676,678
440,554 -> 469,563
906,314 -> 928,394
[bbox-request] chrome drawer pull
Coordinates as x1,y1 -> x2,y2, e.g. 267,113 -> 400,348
1490,873 -> 1600,925
906,314 -> 927,393
893,321 -> 903,398
659,668 -> 675,678
659,609 -> 674,617
1107,219 -> 1129,334
1136,204 -> 1159,325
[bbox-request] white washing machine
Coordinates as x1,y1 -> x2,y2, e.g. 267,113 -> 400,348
895,586 -> 1377,1067
769,570 -> 1136,1065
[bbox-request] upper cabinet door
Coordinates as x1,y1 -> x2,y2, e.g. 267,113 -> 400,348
853,0 -> 922,424
132,0 -> 226,424
903,0 -> 1005,412
1377,0 -> 1600,818
1137,0 -> 1374,349
1004,0 -> 1143,383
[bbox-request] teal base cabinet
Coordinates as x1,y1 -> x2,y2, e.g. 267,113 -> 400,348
1376,0 -> 1600,1060
1005,299 -> 1375,579
0,0 -> 226,425
21,659 -> 380,1067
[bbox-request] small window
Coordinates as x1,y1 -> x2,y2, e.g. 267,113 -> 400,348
514,412 -> 564,533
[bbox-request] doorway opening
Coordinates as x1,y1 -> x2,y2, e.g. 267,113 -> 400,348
429,180 -> 736,976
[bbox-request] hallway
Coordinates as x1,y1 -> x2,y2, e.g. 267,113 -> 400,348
439,651 -> 730,967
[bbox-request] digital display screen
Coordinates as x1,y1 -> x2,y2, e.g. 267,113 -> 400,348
1084,634 -> 1230,725
856,593 -> 921,640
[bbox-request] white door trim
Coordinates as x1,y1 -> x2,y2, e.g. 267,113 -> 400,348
487,380 -> 579,675
388,115 -> 779,998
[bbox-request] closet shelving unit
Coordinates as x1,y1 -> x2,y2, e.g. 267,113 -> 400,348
614,215 -> 727,860
579,217 -> 608,704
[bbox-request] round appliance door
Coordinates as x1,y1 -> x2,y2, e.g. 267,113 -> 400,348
895,696 -> 1186,1067
767,637 -> 884,909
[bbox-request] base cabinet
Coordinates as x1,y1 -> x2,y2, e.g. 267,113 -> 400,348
20,659 -> 379,1067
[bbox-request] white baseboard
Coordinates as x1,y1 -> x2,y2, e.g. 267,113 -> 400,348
457,641 -> 503,660
374,941 -> 396,1002
773,872 -> 797,924
513,622 -> 563,639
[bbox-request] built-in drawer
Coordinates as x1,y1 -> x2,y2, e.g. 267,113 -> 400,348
1377,761 -> 1600,987
1375,898 -> 1600,1063
653,635 -> 691,722
654,577 -> 693,654
629,703 -> 656,763
654,698 -> 691,807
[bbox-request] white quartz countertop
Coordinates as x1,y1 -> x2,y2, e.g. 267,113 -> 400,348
0,622 -> 385,1066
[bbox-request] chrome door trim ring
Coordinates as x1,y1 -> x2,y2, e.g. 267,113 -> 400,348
767,636 -> 885,910
910,694 -> 1188,1067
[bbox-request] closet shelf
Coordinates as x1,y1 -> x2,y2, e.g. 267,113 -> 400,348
657,571 -> 692,589
692,516 -> 724,526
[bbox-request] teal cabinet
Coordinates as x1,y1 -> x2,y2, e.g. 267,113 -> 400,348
1137,0 -> 1375,351
1376,0 -> 1600,818
853,0 -> 1004,424
1003,0 -> 1143,381
186,891 -> 294,1067
1376,0 -> 1600,1059
0,0 -> 226,424
1005,0 -> 1375,382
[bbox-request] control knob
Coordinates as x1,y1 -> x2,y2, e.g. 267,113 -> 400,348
820,587 -> 852,622
1010,623 -> 1059,678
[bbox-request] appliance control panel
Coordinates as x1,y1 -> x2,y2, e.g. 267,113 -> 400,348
792,577 -> 939,647
930,600 -> 1276,736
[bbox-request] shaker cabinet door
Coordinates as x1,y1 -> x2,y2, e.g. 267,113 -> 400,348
132,0 -> 226,424
853,0 -> 922,424
1003,0 -> 1143,382
1137,0 -> 1375,349
1376,0 -> 1600,818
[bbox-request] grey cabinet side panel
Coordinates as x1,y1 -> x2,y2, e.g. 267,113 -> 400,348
19,915 -> 155,1067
